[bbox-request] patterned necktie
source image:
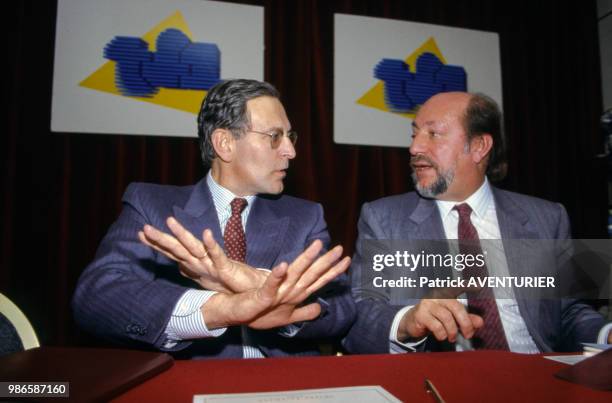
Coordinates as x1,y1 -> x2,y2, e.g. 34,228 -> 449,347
455,203 -> 509,350
224,198 -> 262,357
224,198 -> 248,262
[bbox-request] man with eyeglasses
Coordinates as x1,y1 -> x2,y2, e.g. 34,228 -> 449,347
73,79 -> 356,359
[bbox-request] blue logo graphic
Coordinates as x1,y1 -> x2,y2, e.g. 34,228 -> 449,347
374,52 -> 466,113
104,28 -> 220,97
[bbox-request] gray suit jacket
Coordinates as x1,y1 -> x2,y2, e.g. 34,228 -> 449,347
73,179 -> 355,359
343,187 -> 605,353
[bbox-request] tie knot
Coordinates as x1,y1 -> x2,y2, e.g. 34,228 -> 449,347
454,203 -> 472,219
230,198 -> 248,215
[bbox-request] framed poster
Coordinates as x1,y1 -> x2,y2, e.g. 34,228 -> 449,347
334,14 -> 502,147
52,0 -> 264,137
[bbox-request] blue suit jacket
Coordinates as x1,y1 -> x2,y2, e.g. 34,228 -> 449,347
73,179 -> 355,358
343,187 -> 605,353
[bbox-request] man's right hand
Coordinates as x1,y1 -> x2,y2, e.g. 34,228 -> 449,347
397,299 -> 484,343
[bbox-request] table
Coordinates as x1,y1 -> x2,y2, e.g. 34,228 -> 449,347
112,351 -> 610,402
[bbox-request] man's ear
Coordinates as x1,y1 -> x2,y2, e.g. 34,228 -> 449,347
211,129 -> 235,162
470,134 -> 493,164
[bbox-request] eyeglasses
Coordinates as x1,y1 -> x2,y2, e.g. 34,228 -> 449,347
247,129 -> 298,149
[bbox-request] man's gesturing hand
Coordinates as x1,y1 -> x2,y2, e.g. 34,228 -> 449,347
138,217 -> 265,293
139,218 -> 351,330
203,240 -> 351,330
397,299 -> 484,343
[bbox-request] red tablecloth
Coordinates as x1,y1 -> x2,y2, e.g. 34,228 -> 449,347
112,351 -> 611,402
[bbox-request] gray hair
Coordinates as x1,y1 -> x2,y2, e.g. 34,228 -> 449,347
197,79 -> 280,165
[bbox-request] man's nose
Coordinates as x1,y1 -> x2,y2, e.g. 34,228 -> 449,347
409,132 -> 427,156
279,135 -> 296,159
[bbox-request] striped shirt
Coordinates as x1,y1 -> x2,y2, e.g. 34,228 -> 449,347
164,171 -> 263,358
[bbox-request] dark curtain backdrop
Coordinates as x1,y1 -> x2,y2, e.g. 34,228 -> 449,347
1,0 -> 606,347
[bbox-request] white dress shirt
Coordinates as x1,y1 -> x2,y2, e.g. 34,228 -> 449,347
390,178 -> 541,353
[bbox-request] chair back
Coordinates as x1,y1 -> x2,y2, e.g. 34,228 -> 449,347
0,293 -> 40,355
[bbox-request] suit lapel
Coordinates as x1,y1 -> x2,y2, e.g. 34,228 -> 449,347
492,188 -> 538,241
409,196 -> 454,351
408,196 -> 454,281
172,179 -> 224,248
493,188 -> 540,283
408,196 -> 446,239
245,197 -> 289,269
492,187 -> 549,351
171,181 -> 289,269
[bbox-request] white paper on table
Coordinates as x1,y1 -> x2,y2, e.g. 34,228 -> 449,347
543,355 -> 588,365
581,343 -> 612,352
193,385 -> 402,403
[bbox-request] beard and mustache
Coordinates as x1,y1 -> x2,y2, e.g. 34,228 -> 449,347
410,155 -> 455,199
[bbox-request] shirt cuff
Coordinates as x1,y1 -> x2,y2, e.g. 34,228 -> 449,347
389,305 -> 427,353
164,289 -> 227,347
597,322 -> 612,344
278,295 -> 328,337
279,323 -> 303,337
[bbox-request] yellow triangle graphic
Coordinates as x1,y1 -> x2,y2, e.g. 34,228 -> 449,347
79,10 -> 206,115
356,37 -> 447,119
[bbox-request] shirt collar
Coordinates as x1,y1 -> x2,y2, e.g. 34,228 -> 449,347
435,177 -> 493,220
206,171 -> 256,215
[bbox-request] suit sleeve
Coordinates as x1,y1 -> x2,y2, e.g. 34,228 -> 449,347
555,204 -> 606,351
72,184 -> 192,351
342,202 -> 405,354
291,203 -> 357,340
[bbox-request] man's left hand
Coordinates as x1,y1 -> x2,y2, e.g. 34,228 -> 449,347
138,217 -> 266,293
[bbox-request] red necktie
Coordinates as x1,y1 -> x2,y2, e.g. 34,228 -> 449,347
224,198 -> 248,262
455,203 -> 509,350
